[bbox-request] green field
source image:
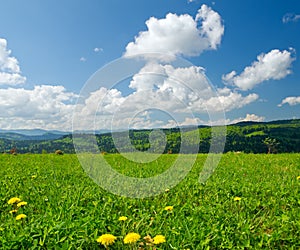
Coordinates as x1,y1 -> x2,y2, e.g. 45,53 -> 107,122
1,153 -> 300,249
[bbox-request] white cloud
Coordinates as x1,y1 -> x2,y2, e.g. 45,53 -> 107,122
0,38 -> 26,85
73,64 -> 259,131
278,96 -> 300,107
222,49 -> 295,91
0,85 -> 77,130
80,57 -> 87,62
195,4 -> 223,50
127,64 -> 258,114
124,4 -> 224,59
94,47 -> 103,52
0,72 -> 26,85
165,117 -> 203,128
282,13 -> 300,23
202,90 -> 259,112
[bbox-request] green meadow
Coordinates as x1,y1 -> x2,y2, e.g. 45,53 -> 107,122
0,153 -> 300,249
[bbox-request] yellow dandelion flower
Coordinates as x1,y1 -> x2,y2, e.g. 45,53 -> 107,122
17,201 -> 27,207
164,206 -> 173,211
118,216 -> 128,221
16,214 -> 27,220
31,175 -> 37,179
9,209 -> 18,214
153,235 -> 166,245
123,232 -> 141,244
96,234 -> 117,246
7,197 -> 21,205
234,197 -> 242,201
297,176 -> 300,180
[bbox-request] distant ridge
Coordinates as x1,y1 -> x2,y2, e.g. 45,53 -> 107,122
0,129 -> 69,141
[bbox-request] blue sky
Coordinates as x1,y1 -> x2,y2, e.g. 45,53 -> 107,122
0,0 -> 299,130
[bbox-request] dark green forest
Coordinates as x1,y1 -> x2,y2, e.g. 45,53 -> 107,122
1,119 -> 300,154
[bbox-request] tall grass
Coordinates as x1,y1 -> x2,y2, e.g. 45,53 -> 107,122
0,153 -> 299,249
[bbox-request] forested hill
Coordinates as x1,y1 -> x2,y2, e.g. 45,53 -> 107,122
1,119 -> 300,154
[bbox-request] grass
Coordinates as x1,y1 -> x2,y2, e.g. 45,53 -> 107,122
0,153 -> 300,249
245,131 -> 266,137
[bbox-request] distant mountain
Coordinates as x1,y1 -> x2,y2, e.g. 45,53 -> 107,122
0,128 -> 121,141
0,129 -> 68,136
0,130 -> 69,141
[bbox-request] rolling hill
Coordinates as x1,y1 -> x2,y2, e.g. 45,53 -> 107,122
0,119 -> 299,154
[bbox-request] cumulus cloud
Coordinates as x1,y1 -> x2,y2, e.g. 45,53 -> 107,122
203,89 -> 259,112
94,47 -> 103,52
222,49 -> 295,91
124,4 -> 224,59
128,63 -> 257,113
80,57 -> 87,62
0,38 -> 26,85
282,13 -> 300,23
165,117 -> 203,128
73,63 -> 259,130
0,85 -> 77,130
278,96 -> 300,107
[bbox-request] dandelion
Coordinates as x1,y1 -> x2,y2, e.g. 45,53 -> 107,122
17,201 -> 27,207
31,175 -> 37,179
297,176 -> 300,180
9,209 -> 17,214
118,216 -> 128,221
153,235 -> 166,244
164,206 -> 173,211
16,214 -> 26,220
124,232 -> 141,244
7,197 -> 21,205
234,197 -> 242,201
96,234 -> 117,246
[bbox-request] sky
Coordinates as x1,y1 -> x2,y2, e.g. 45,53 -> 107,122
0,0 -> 299,131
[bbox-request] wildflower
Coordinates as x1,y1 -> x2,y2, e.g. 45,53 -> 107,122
17,201 -> 27,207
96,234 -> 117,246
7,197 -> 21,205
118,216 -> 128,221
165,188 -> 170,192
16,214 -> 26,220
234,197 -> 242,201
297,176 -> 300,180
31,175 -> 37,179
143,235 -> 153,244
153,235 -> 166,244
164,206 -> 173,211
9,209 -> 17,214
124,232 -> 141,244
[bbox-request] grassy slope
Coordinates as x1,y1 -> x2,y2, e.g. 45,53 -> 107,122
0,153 -> 300,249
